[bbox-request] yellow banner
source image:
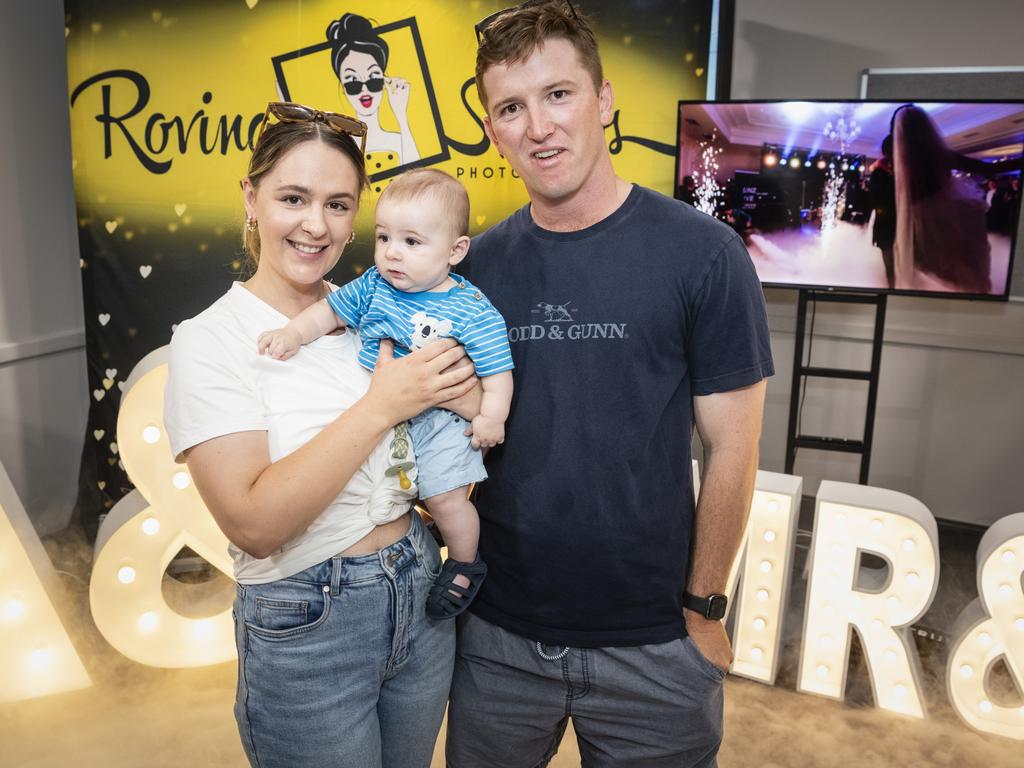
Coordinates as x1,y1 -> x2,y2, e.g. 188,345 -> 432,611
66,1 -> 713,239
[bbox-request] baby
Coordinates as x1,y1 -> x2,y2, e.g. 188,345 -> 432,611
258,168 -> 513,619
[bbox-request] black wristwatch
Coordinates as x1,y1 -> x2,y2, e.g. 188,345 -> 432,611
683,591 -> 728,621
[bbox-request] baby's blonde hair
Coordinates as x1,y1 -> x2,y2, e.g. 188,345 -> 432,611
379,168 -> 469,238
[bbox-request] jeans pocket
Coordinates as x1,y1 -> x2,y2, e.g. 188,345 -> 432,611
255,597 -> 308,630
683,635 -> 727,682
420,540 -> 443,580
243,581 -> 332,641
416,528 -> 443,580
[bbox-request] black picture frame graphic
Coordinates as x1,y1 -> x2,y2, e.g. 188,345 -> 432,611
271,16 -> 450,184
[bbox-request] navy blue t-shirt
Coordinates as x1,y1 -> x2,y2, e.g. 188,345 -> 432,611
463,185 -> 774,647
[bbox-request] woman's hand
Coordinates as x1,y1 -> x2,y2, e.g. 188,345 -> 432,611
438,355 -> 482,420
367,339 -> 475,424
385,77 -> 412,124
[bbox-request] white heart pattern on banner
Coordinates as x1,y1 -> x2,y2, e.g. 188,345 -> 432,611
110,443 -> 119,455
93,389 -> 105,402
117,381 -> 125,392
98,313 -> 111,326
93,429 -> 105,440
105,368 -> 117,379
174,203 -> 187,217
139,265 -> 152,278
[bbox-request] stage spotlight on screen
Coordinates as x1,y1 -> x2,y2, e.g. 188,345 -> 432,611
789,156 -> 802,169
764,152 -> 778,168
816,157 -> 827,170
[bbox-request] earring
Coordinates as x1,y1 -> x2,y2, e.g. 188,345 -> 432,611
347,232 -> 356,244
245,215 -> 257,232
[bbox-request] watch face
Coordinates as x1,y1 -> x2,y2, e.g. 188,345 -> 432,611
708,594 -> 728,620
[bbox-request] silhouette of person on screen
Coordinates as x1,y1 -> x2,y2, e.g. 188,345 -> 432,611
868,134 -> 896,289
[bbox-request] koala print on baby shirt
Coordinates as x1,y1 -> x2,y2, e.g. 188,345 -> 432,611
409,312 -> 453,350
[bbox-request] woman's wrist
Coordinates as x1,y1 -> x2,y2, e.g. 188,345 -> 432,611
356,388 -> 404,434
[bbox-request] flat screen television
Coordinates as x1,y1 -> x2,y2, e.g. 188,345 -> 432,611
675,100 -> 1023,299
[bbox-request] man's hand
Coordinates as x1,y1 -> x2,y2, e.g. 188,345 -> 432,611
468,414 -> 505,449
257,327 -> 303,360
684,609 -> 733,674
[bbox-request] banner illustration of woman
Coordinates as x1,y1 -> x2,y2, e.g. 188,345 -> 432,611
328,13 -> 420,169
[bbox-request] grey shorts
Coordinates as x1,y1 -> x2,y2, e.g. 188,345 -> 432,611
446,612 -> 724,768
408,407 -> 487,499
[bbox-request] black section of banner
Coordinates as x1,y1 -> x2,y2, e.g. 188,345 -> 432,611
606,110 -> 676,156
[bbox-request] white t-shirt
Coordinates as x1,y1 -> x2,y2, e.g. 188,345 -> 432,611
163,282 -> 417,584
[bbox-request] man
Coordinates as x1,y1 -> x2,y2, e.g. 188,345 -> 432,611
869,134 -> 896,289
447,3 -> 773,766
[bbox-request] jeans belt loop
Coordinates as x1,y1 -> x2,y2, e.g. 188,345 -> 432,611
329,557 -> 343,596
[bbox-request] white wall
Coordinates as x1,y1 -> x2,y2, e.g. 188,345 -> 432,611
0,0 -> 89,535
734,0 -> 1024,525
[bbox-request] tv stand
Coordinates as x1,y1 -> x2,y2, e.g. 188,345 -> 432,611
784,290 -> 887,484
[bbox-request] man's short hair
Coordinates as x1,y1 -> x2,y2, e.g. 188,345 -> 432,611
379,168 -> 470,238
475,1 -> 603,113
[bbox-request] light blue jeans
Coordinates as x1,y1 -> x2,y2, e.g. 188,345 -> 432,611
232,513 -> 454,768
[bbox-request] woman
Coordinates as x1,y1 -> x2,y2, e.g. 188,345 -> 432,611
891,105 -> 994,293
328,13 -> 420,168
163,103 -> 476,768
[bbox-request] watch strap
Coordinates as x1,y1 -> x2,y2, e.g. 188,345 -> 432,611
683,590 -> 728,620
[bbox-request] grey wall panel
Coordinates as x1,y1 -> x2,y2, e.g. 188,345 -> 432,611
0,0 -> 88,535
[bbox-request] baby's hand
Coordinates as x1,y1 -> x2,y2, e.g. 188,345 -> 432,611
257,327 -> 303,360
468,414 -> 505,450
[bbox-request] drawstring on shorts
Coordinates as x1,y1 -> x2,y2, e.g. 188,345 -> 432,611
535,642 -> 570,661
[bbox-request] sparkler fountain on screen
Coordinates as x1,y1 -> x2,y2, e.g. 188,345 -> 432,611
820,114 -> 861,235
694,129 -> 724,216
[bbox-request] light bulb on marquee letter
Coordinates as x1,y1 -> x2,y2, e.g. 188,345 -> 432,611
947,512 -> 1024,740
797,481 -> 938,718
725,470 -> 802,684
0,461 -> 91,702
89,347 -> 236,668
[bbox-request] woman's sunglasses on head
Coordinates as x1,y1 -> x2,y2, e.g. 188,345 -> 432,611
256,101 -> 368,155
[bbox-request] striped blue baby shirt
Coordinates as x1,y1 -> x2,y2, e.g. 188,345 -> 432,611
326,268 -> 514,378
